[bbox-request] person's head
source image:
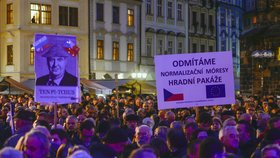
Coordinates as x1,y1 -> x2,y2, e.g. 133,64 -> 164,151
154,126 -> 168,142
125,114 -> 139,130
268,117 -> 280,130
238,113 -> 251,123
184,122 -> 198,141
197,112 -> 212,130
165,111 -> 175,123
192,128 -> 208,141
261,144 -> 280,158
50,128 -> 68,147
129,148 -> 157,158
135,125 -> 152,147
222,117 -> 236,127
23,130 -> 50,158
188,139 -> 201,158
103,127 -> 128,154
43,45 -> 69,79
150,138 -> 169,158
58,107 -> 69,119
199,137 -> 224,158
68,150 -> 91,158
219,126 -> 239,152
0,147 -> 23,158
13,109 -> 35,131
211,117 -> 223,132
166,128 -> 187,152
65,115 -> 78,132
79,119 -> 95,145
236,120 -> 255,144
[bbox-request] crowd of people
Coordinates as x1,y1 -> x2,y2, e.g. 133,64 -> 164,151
0,93 -> 280,158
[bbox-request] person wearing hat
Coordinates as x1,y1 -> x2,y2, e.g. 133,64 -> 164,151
4,109 -> 35,147
36,44 -> 77,86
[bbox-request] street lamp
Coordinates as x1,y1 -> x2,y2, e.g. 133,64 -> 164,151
251,50 -> 274,95
131,72 -> 147,94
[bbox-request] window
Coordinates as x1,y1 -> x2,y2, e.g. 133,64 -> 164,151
231,14 -> 236,28
167,2 -> 173,19
192,43 -> 197,52
30,3 -> 51,24
7,3 -> 13,24
59,6 -> 78,26
177,4 -> 182,21
221,11 -> 226,26
192,11 -> 197,25
112,42 -> 119,61
168,41 -> 173,54
69,8 -> 78,26
127,43 -> 134,61
201,45 -> 205,52
128,9 -> 134,26
146,0 -> 152,15
201,13 -> 205,27
178,42 -> 183,54
7,45 -> 13,65
113,6 -> 119,24
221,39 -> 226,51
209,46 -> 213,52
97,40 -> 104,59
146,38 -> 152,57
158,39 -> 163,54
96,3 -> 104,21
157,0 -> 163,17
209,15 -> 213,26
252,16 -> 257,24
30,45 -> 34,65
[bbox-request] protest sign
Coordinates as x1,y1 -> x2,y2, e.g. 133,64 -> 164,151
155,51 -> 235,110
34,33 -> 80,104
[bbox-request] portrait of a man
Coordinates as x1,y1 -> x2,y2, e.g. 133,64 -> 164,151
36,44 -> 78,86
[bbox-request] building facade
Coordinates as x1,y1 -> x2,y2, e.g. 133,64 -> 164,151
0,0 -> 89,82
240,0 -> 280,95
89,0 -> 142,80
188,0 -> 216,54
140,0 -> 189,80
216,0 -> 243,91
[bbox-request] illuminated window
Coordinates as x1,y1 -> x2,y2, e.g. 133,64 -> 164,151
112,42 -> 119,61
157,0 -> 163,17
127,43 -> 134,61
7,3 -> 13,24
252,16 -> 257,24
127,9 -> 134,26
30,3 -> 51,24
59,6 -> 78,26
30,45 -> 34,65
177,4 -> 182,20
97,40 -> 104,59
7,45 -> 13,65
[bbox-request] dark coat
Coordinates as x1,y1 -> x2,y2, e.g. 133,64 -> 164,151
36,71 -> 77,86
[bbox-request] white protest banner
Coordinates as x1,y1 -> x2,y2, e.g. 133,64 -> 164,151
34,33 -> 80,104
155,51 -> 235,110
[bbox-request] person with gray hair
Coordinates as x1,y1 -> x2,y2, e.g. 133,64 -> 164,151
261,144 -> 280,158
0,147 -> 23,158
23,130 -> 50,158
219,126 -> 241,157
135,125 -> 152,147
